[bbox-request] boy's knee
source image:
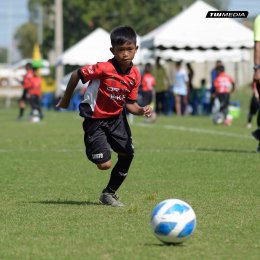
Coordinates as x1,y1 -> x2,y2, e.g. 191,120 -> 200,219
97,160 -> 112,170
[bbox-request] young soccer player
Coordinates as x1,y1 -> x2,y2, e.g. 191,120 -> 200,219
28,68 -> 43,120
17,62 -> 34,120
56,26 -> 152,206
213,65 -> 235,125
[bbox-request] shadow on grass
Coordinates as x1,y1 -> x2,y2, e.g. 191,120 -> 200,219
197,148 -> 256,154
31,200 -> 100,206
144,243 -> 185,247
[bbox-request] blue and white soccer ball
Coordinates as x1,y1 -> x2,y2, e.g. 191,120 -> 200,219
151,199 -> 196,244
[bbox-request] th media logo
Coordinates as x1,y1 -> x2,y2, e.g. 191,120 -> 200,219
206,11 -> 248,18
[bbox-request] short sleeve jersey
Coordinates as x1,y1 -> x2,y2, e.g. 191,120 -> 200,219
29,76 -> 42,97
78,58 -> 141,119
214,72 -> 234,94
254,14 -> 260,41
142,73 -> 156,92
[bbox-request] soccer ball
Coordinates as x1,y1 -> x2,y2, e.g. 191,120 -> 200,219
212,112 -> 224,125
30,109 -> 40,123
151,199 -> 196,244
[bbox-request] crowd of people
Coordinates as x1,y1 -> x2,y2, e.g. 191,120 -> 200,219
137,58 -> 236,126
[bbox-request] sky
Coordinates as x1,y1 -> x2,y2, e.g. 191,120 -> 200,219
0,0 -> 259,62
0,0 -> 29,47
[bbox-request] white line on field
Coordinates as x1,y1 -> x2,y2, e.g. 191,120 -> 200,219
135,123 -> 252,139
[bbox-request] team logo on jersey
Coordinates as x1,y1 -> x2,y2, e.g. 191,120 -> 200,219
87,66 -> 94,74
129,80 -> 135,86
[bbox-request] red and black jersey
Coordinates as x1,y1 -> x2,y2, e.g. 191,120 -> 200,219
78,58 -> 141,119
214,72 -> 234,94
28,76 -> 42,97
23,69 -> 34,89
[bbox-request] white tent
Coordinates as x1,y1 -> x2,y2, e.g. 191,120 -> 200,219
141,0 -> 253,51
57,28 -> 112,66
158,49 -> 250,62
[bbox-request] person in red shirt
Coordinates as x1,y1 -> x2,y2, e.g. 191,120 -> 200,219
28,68 -> 43,120
17,62 -> 34,120
57,26 -> 152,207
141,63 -> 156,121
213,65 -> 235,125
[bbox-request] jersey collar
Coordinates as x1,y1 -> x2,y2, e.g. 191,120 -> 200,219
111,58 -> 133,75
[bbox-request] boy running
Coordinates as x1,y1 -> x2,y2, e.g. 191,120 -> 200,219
57,26 -> 152,206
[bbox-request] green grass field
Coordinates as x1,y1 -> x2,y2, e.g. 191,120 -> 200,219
0,90 -> 259,259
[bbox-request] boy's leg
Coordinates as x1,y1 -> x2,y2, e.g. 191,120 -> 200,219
99,113 -> 134,206
99,153 -> 133,207
251,83 -> 260,151
103,153 -> 133,193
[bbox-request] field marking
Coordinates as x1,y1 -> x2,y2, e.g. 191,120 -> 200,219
136,123 -> 252,140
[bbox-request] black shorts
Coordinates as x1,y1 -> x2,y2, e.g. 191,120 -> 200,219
20,89 -> 29,101
82,112 -> 134,164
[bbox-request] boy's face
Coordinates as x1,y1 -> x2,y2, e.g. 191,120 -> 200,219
110,42 -> 138,67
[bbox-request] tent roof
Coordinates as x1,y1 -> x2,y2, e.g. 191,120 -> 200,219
141,0 -> 253,50
57,28 -> 112,66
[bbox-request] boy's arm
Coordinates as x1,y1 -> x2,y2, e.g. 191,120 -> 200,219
126,102 -> 152,117
56,70 -> 80,108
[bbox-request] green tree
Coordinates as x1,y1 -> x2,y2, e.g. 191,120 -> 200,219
14,23 -> 38,58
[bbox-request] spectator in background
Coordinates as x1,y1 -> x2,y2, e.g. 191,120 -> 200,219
153,57 -> 169,115
251,14 -> 260,153
172,61 -> 189,116
213,65 -> 235,125
199,78 -> 211,115
17,62 -> 33,120
210,60 -> 223,113
141,63 -> 156,121
28,68 -> 43,120
41,76 -> 55,110
186,62 -> 194,101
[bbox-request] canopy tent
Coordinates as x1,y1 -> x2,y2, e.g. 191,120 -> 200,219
141,0 -> 253,51
157,49 -> 251,62
57,28 -> 112,66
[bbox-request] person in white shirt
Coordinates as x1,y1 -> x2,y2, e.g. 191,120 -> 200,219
172,61 -> 189,115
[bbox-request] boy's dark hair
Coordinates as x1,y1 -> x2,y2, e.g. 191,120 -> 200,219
110,26 -> 137,47
217,65 -> 225,73
201,78 -> 206,85
25,62 -> 32,69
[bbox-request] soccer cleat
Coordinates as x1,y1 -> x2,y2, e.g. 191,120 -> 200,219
99,192 -> 124,207
252,128 -> 260,141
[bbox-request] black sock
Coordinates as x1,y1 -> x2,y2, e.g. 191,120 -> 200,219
104,154 -> 134,193
19,108 -> 24,117
247,113 -> 252,124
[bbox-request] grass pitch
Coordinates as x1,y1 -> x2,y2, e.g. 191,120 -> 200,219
0,91 -> 259,259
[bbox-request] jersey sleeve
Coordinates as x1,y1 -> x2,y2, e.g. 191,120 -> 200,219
78,63 -> 104,84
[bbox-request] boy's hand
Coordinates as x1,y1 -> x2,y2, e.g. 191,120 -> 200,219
56,96 -> 70,109
142,105 -> 152,118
